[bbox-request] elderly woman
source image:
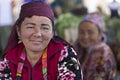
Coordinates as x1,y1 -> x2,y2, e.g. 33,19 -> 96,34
73,13 -> 116,80
0,1 -> 83,80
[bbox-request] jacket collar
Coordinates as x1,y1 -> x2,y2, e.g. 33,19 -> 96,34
5,38 -> 65,64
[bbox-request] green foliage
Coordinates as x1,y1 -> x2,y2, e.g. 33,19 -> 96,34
105,18 -> 120,29
105,18 -> 120,42
56,13 -> 81,38
56,14 -> 120,42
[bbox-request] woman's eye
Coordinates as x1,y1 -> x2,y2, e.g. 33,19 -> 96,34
41,27 -> 49,30
27,26 -> 34,29
79,31 -> 84,35
41,24 -> 50,30
43,27 -> 49,30
88,30 -> 94,35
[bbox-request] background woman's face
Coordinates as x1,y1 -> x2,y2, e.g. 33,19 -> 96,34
78,21 -> 102,48
17,16 -> 53,52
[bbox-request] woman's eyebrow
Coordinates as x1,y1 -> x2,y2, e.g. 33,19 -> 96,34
41,23 -> 50,27
26,23 -> 36,26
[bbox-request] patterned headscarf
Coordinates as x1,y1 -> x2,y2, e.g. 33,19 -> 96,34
80,13 -> 106,42
4,1 -> 54,53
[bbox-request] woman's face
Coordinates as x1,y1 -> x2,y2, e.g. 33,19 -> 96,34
17,16 -> 53,52
78,21 -> 102,48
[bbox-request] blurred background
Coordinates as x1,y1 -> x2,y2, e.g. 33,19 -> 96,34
1,0 -> 120,43
1,0 -> 120,41
0,0 -> 120,75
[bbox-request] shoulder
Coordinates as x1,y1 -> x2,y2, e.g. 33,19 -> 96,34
89,42 -> 113,58
0,58 -> 12,79
58,46 -> 83,80
93,42 -> 112,52
59,46 -> 78,62
90,42 -> 115,61
5,43 -> 24,61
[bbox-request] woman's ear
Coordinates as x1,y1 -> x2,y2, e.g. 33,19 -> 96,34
16,26 -> 22,43
98,31 -> 102,41
16,26 -> 21,38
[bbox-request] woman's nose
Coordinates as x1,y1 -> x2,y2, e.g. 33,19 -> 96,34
33,28 -> 42,37
84,34 -> 89,39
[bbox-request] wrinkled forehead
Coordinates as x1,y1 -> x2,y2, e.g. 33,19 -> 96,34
22,16 -> 52,25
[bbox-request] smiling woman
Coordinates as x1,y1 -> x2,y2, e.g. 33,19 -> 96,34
0,1 -> 83,80
73,12 -> 117,80
17,16 -> 53,54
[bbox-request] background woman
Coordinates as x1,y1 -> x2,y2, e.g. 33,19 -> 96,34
74,13 -> 116,80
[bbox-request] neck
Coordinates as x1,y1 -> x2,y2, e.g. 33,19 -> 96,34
25,50 -> 43,67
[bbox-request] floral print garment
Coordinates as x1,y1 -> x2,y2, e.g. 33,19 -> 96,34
58,46 -> 83,80
82,42 -> 116,80
0,58 -> 12,80
0,46 -> 83,80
